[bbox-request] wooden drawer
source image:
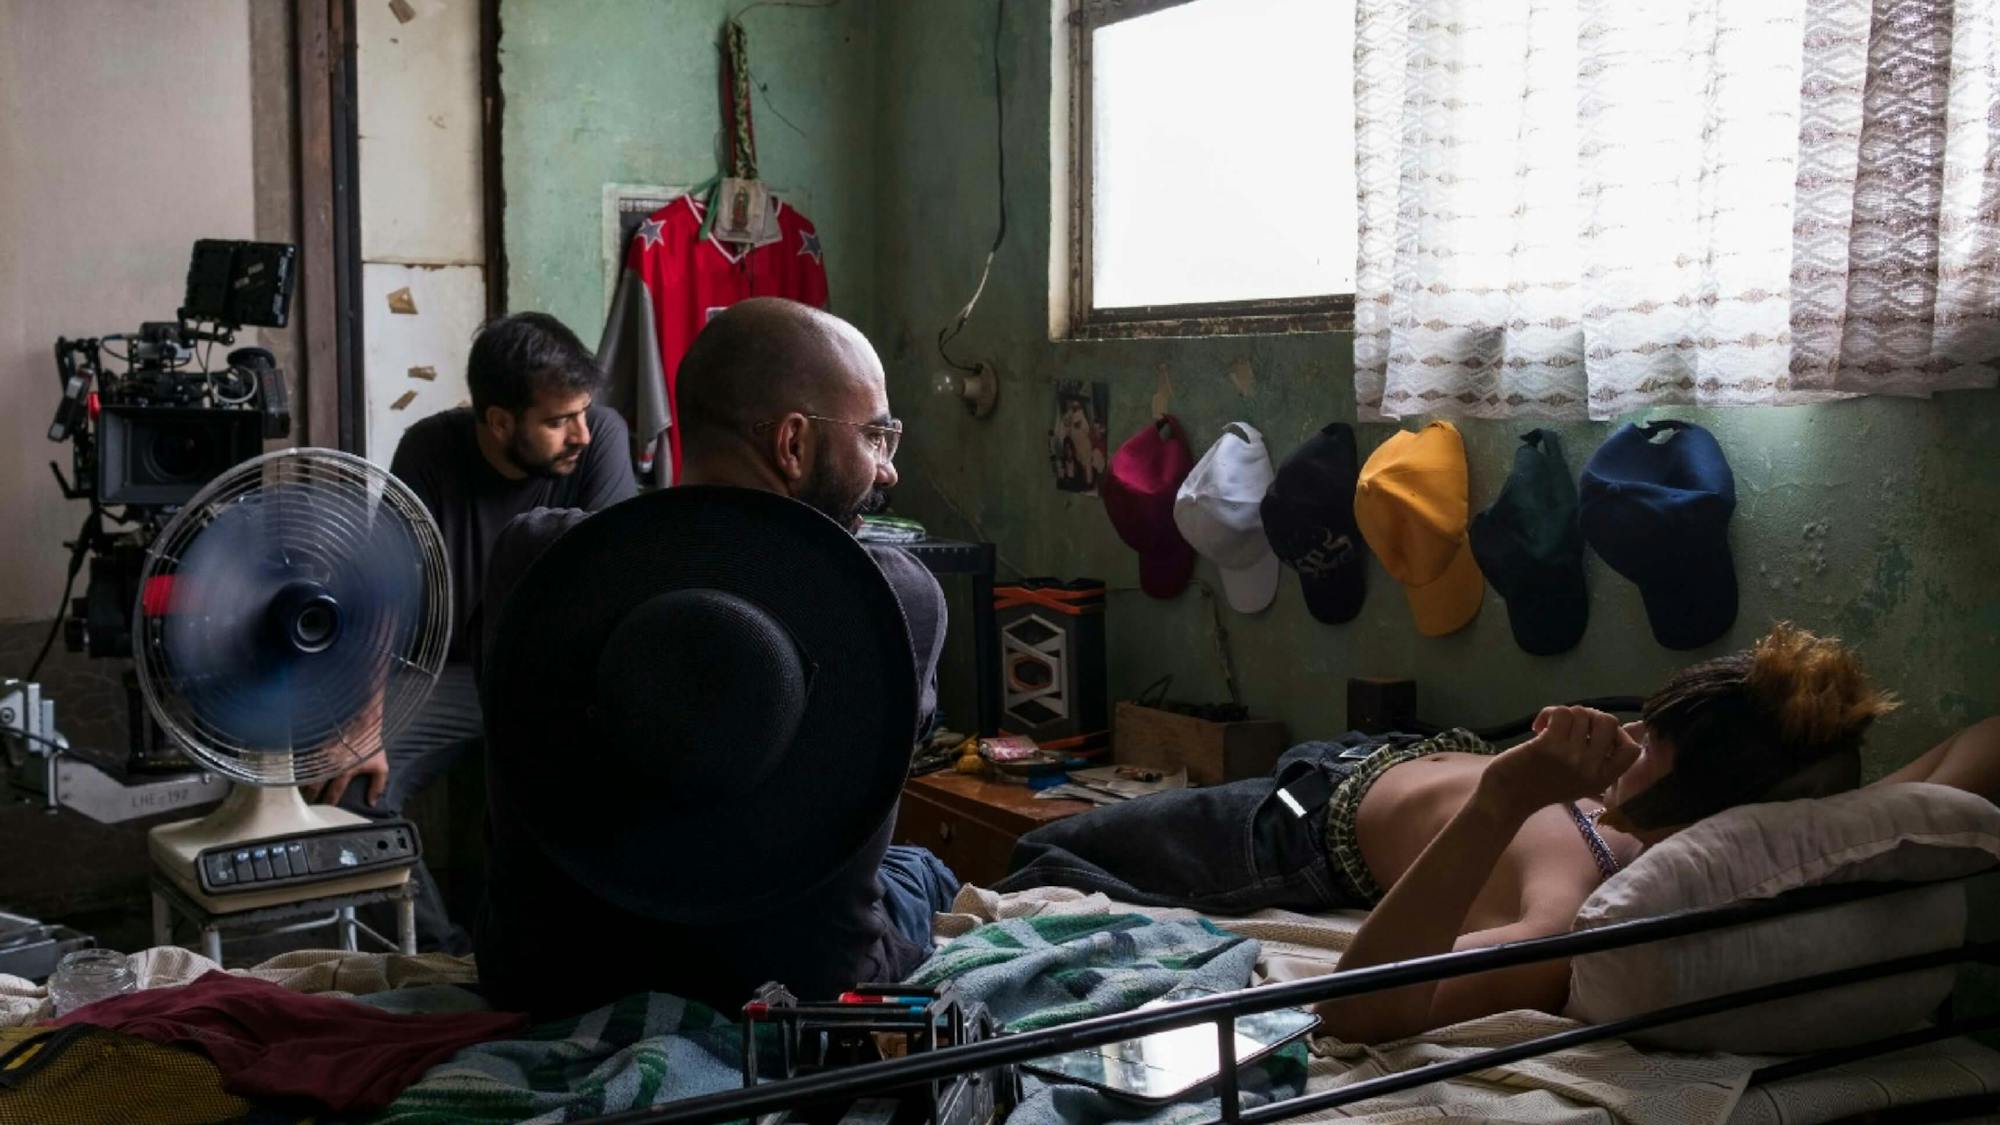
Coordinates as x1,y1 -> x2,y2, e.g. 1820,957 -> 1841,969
895,788 -> 1023,888
893,773 -> 1092,889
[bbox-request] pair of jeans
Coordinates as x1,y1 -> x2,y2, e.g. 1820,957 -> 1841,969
337,663 -> 483,953
877,844 -> 962,956
992,730 -> 1425,915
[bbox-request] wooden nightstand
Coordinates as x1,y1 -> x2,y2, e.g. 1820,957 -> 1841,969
893,772 -> 1093,888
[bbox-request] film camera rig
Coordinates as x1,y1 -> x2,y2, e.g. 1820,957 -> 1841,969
33,239 -> 298,778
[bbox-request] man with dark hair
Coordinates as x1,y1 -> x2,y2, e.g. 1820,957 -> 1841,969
307,312 -> 637,950
473,297 -> 957,1019
999,624 -> 2000,1042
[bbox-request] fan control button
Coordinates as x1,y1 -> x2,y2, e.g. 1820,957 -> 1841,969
194,820 -> 423,895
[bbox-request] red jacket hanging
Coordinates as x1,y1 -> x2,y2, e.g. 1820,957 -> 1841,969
598,193 -> 829,485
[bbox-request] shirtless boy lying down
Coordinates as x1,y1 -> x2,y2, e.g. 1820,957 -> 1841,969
996,624 -> 2000,1043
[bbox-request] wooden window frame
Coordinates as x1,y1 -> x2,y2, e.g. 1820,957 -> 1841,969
1065,0 -> 1353,341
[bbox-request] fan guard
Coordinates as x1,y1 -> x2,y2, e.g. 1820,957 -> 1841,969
134,448 -> 451,787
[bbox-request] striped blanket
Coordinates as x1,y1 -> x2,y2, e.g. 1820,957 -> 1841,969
909,914 -> 1307,1125
368,914 -> 1271,1123
363,991 -> 742,1124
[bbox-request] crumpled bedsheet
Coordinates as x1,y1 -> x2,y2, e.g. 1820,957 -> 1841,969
948,884 -> 2000,1125
0,945 -> 477,1027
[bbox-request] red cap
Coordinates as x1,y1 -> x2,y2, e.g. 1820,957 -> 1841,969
1100,416 -> 1197,599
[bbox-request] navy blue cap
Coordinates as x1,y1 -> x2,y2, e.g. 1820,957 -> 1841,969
1260,423 -> 1367,624
1578,421 -> 1737,650
1469,430 -> 1587,655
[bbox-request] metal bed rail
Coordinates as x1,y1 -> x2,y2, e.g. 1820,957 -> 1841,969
583,870 -> 1998,1124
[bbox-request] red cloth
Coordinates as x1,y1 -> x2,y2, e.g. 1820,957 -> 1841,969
54,970 -> 525,1112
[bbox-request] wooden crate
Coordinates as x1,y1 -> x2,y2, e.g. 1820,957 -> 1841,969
1112,701 -> 1289,786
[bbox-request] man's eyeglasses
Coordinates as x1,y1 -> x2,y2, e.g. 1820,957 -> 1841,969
755,414 -> 903,461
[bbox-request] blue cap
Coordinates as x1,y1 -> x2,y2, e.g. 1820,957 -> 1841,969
1577,421 -> 1736,650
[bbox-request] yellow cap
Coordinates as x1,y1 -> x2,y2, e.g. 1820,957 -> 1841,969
1354,422 -> 1484,637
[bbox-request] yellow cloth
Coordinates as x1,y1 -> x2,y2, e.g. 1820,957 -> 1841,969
0,1024 -> 266,1125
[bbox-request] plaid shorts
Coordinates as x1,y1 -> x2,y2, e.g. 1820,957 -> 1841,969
1323,728 -> 1496,906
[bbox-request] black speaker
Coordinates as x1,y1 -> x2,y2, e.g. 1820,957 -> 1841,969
994,579 -> 1108,755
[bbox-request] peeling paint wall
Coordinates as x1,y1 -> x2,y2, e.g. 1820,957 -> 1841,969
358,0 -> 487,463
499,0 -> 880,342
871,0 -> 2000,779
496,0 -> 1999,774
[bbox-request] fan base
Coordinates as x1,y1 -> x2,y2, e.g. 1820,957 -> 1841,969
148,782 -> 411,915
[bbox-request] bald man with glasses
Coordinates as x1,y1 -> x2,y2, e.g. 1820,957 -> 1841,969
472,298 -> 958,1018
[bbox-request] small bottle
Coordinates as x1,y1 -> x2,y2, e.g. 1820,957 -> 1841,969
48,948 -> 137,1017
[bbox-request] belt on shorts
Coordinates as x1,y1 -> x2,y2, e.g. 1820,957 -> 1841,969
1272,743 -> 1379,818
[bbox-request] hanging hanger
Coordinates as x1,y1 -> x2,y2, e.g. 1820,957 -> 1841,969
698,17 -> 760,244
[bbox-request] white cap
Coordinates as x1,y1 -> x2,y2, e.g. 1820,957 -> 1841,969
1173,422 -> 1281,613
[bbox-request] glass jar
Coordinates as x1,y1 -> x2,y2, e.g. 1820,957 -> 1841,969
48,948 -> 137,1017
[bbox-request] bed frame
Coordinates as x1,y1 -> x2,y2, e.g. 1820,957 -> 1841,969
577,697 -> 2000,1125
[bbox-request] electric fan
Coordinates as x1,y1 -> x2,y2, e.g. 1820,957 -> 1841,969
138,448 -> 451,912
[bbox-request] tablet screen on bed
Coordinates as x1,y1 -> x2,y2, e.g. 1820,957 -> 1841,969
1019,988 -> 1318,1105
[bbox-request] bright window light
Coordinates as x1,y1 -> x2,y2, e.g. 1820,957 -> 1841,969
1090,0 -> 1356,310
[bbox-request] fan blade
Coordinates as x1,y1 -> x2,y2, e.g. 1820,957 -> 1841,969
156,485 -> 425,753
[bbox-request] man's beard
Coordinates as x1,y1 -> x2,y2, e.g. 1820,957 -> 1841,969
507,432 -> 583,478
798,459 -> 887,531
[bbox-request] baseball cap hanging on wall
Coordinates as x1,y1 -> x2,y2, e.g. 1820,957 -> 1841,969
1469,430 -> 1589,655
1578,420 -> 1737,650
1260,423 -> 1368,624
1354,421 -> 1484,637
1174,423 -> 1282,614
1101,416 -> 1198,599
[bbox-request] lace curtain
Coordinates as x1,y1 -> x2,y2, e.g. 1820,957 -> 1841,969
1353,0 -> 2000,421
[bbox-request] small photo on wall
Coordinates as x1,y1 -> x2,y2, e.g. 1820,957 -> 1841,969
1050,380 -> 1111,495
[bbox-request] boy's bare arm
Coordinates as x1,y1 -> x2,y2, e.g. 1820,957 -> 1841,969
1874,717 -> 2000,801
1316,781 -> 1535,1043
1317,708 -> 1637,1044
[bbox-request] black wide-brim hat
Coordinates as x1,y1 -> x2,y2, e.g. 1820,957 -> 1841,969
482,486 -> 917,926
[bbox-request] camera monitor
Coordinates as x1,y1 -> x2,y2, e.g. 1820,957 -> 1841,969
182,240 -> 297,329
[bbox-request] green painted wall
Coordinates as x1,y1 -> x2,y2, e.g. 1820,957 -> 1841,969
500,0 -> 878,341
500,0 -> 1998,777
871,0 -> 2000,780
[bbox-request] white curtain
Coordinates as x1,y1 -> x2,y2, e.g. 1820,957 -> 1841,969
1354,0 -> 2000,421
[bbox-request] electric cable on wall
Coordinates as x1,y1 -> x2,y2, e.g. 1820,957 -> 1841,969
938,0 -> 1009,374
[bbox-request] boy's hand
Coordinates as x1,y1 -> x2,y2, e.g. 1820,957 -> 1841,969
1480,706 -> 1640,817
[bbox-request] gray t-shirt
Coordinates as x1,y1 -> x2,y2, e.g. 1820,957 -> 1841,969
389,405 -> 637,665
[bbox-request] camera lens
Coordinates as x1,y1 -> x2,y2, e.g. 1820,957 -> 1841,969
146,423 -> 215,482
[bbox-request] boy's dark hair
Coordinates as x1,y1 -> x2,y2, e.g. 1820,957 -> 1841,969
467,312 -> 599,418
1612,623 -> 1899,831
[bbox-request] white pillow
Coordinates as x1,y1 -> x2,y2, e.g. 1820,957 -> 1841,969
1564,782 -> 2000,1054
